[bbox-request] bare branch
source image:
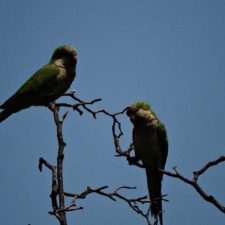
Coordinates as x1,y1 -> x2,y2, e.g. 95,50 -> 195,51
60,93 -> 135,164
193,155 -> 225,181
63,185 -> 154,224
62,92 -> 127,137
110,109 -> 144,168
39,98 -> 156,225
161,155 -> 225,213
39,157 -> 58,210
61,91 -> 102,117
48,103 -> 67,225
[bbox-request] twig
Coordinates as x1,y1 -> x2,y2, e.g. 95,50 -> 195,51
193,156 -> 225,181
62,92 -> 127,136
160,155 -> 225,213
59,91 -> 102,117
63,185 -> 154,224
61,92 -> 133,161
39,158 -> 58,210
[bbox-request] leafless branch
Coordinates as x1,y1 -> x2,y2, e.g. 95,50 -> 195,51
63,185 -> 155,225
38,98 -> 157,225
48,103 -> 67,225
60,92 -> 135,163
59,91 -> 102,117
63,91 -> 127,137
109,108 -> 144,168
39,157 -> 58,210
160,155 -> 225,213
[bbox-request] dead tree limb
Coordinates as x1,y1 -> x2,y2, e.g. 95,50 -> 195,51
160,156 -> 225,213
38,96 -> 157,225
63,185 -> 154,225
48,103 -> 67,225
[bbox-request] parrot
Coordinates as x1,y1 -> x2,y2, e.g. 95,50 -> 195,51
0,45 -> 77,123
126,102 -> 168,225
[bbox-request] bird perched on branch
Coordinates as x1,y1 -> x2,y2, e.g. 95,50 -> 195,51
126,102 -> 168,225
0,45 -> 77,123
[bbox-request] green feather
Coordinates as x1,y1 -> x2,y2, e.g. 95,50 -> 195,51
129,101 -> 158,118
1,64 -> 60,109
130,101 -> 151,111
156,122 -> 168,169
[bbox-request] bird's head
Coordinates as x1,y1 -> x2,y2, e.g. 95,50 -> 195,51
50,45 -> 77,66
126,101 -> 154,125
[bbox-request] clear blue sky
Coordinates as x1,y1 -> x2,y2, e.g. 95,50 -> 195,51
0,0 -> 225,225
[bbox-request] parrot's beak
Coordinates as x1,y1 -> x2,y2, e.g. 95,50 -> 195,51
126,108 -> 136,124
126,107 -> 131,116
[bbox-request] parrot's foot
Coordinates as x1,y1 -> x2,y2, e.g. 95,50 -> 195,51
127,156 -> 139,165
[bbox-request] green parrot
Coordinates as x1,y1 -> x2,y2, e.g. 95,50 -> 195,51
126,102 -> 168,225
0,45 -> 77,123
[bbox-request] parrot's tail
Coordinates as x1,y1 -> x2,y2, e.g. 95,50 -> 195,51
146,167 -> 163,225
0,109 -> 13,123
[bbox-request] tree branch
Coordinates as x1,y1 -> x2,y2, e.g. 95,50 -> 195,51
48,103 -> 67,225
39,158 -> 58,210
63,185 -> 156,225
160,155 -> 225,213
38,96 -> 158,225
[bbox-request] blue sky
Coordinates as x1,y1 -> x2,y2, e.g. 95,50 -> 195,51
0,0 -> 225,225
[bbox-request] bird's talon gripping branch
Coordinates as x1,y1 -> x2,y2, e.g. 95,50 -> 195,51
127,156 -> 139,165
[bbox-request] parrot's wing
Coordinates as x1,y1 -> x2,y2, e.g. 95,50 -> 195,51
132,128 -> 141,161
157,122 -> 168,170
1,64 -> 60,109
